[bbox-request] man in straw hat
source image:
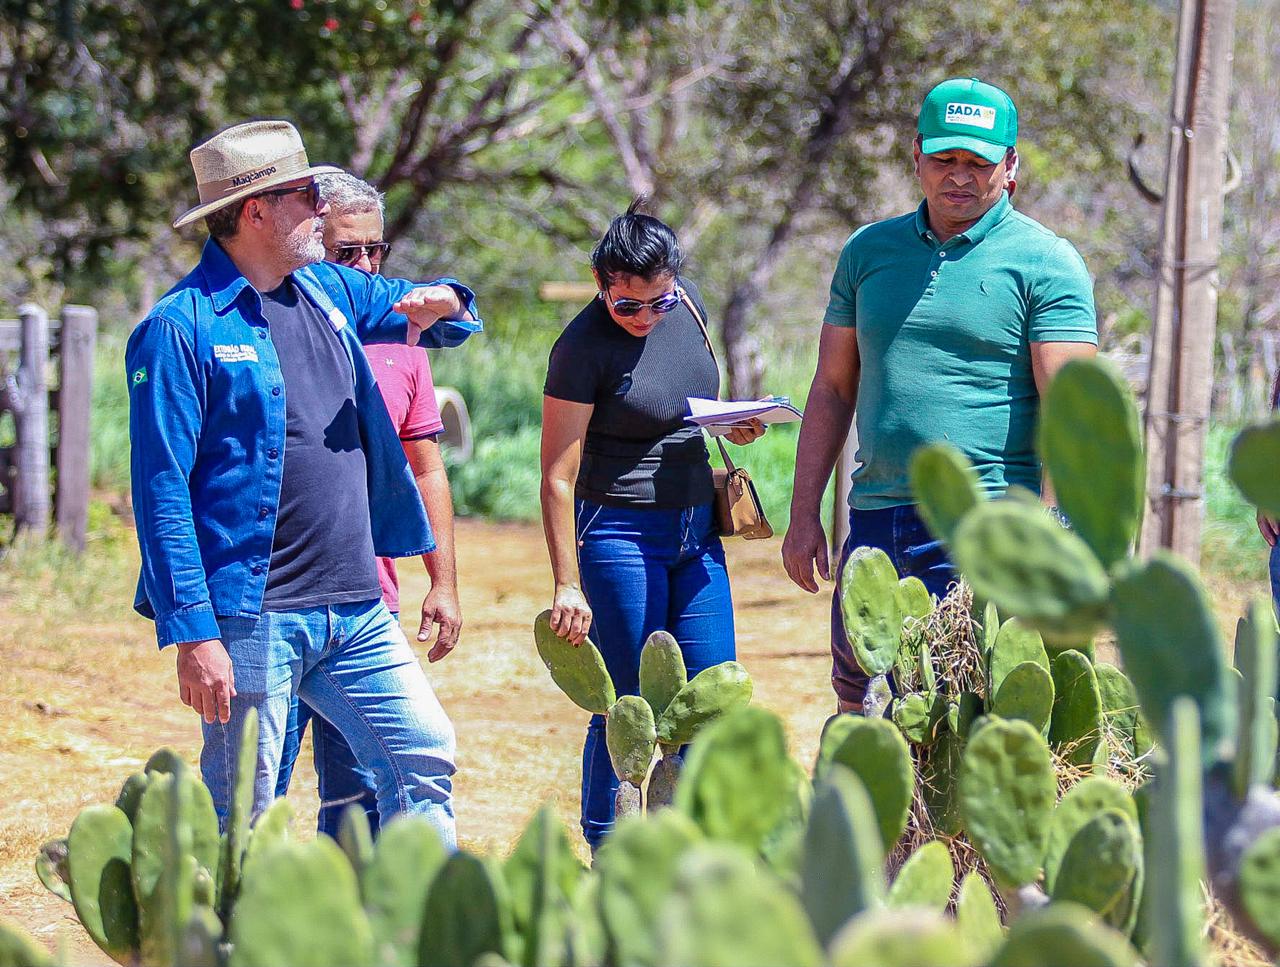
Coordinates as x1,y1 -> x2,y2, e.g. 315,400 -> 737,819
126,119 -> 479,845
781,78 -> 1098,713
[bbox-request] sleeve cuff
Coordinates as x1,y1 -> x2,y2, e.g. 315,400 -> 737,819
1029,330 -> 1099,345
822,310 -> 856,328
154,604 -> 221,649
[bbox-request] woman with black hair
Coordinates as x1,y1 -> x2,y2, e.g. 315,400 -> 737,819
540,201 -> 765,850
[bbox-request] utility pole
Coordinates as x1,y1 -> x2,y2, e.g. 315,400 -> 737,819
1139,0 -> 1238,562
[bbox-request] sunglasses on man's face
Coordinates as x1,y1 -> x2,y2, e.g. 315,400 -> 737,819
332,242 -> 392,270
602,284 -> 683,317
257,180 -> 321,210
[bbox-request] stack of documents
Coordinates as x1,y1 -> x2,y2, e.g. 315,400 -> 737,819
687,396 -> 804,436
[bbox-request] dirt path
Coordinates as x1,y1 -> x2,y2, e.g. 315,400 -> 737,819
0,520 -> 834,963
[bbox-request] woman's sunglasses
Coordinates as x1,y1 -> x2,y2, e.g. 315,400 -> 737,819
602,284 -> 683,317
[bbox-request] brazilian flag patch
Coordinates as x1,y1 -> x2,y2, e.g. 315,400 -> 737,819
131,366 -> 147,386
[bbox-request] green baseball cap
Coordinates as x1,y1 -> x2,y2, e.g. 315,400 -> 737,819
917,77 -> 1017,164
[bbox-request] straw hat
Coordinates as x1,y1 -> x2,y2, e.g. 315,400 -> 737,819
172,119 -> 343,229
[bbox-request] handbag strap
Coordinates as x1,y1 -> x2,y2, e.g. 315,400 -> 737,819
679,289 -> 737,473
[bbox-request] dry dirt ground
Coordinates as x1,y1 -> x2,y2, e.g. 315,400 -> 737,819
0,520 -> 841,964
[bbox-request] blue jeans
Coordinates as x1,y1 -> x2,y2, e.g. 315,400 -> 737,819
575,499 -> 736,848
830,504 -> 956,707
201,601 -> 456,848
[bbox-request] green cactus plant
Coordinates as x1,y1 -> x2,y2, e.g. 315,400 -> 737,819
814,713 -> 859,779
896,576 -> 933,623
115,772 -> 149,823
992,660 -> 1055,735
830,909 -> 977,967
34,839 -> 71,904
1233,600 -> 1279,797
675,707 -> 800,853
0,917 -> 54,967
338,805 -> 375,892
800,767 -> 886,948
240,797 -> 293,874
824,716 -> 914,850
646,753 -> 682,809
1044,776 -> 1137,893
503,805 -> 584,967
886,839 -> 954,912
988,618 -> 1050,696
218,705 -> 259,919
1049,649 -> 1104,766
892,691 -> 934,744
1238,826 -> 1280,949
1037,357 -> 1144,570
534,610 -> 616,714
1228,419 -> 1280,517
606,695 -> 658,787
988,904 -> 1139,967
958,717 -> 1056,891
66,805 -> 139,963
1111,554 -> 1232,764
228,837 -> 374,967
839,546 -> 902,716
1094,663 -> 1144,760
910,441 -> 984,545
1050,810 -> 1141,918
922,730 -> 967,835
420,852 -> 513,967
951,501 -> 1110,645
638,631 -> 687,720
362,816 -> 447,967
654,660 -> 752,745
614,781 -> 642,821
955,872 -> 1003,959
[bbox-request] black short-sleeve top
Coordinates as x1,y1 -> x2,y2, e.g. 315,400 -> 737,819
544,277 -> 720,508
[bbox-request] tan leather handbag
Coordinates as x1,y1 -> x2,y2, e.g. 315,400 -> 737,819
682,291 -> 774,540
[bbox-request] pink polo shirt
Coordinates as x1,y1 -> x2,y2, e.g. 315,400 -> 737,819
365,343 -> 444,614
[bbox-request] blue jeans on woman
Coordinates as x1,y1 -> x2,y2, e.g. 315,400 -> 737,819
830,504 -> 957,708
201,600 -> 456,849
575,499 -> 736,848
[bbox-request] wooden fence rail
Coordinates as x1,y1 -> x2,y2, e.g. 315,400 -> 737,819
0,304 -> 99,551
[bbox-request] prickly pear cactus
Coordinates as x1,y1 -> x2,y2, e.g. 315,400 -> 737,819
958,718 -> 1056,890
218,705 -> 259,919
503,805 -> 584,967
614,781 -> 642,821
829,909 -> 975,967
1228,419 -> 1280,517
910,441 -> 983,545
362,817 -> 447,967
1050,810 -> 1141,918
1094,663 -> 1143,760
955,871 -> 1003,959
639,631 -> 687,720
1038,357 -> 1144,570
1111,554 -> 1232,764
839,546 -> 903,681
419,852 -> 513,967
606,695 -> 658,787
951,501 -> 1111,645
34,839 -> 71,904
533,610 -> 616,714
892,692 -> 934,744
229,837 -> 374,967
1044,776 -> 1137,893
988,618 -> 1049,696
896,577 -> 933,623
1049,649 -> 1104,766
824,717 -> 913,850
992,660 -> 1055,736
988,904 -> 1139,967
647,753 -> 682,810
0,917 -> 54,967
66,804 -> 138,962
922,730 -> 967,835
338,805 -> 374,890
1233,600 -> 1279,796
654,660 -> 752,745
1238,826 -> 1280,949
115,772 -> 149,823
886,839 -> 954,912
800,767 -> 886,948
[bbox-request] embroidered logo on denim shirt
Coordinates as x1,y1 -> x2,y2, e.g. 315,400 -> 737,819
131,367 -> 147,386
213,344 -> 260,364
328,308 -> 348,331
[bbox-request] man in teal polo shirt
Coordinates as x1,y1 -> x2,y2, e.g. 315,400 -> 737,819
782,77 -> 1098,712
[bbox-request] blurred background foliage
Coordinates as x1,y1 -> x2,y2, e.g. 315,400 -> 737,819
1,0 -> 1277,527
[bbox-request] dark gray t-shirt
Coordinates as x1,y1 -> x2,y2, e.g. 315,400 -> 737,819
260,280 -> 381,611
544,278 -> 720,508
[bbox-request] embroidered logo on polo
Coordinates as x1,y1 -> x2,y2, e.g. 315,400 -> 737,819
213,344 -> 260,364
131,367 -> 147,386
945,103 -> 997,130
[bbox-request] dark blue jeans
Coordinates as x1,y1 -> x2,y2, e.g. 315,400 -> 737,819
274,611 -> 402,839
830,504 -> 957,707
576,499 -> 736,848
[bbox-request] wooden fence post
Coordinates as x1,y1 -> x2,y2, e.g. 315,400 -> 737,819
56,305 -> 98,551
14,303 -> 51,536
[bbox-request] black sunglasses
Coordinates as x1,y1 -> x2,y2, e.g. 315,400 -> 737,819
333,241 -> 392,269
256,180 -> 321,209
602,284 -> 683,317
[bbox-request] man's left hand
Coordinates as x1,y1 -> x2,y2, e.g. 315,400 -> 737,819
395,285 -> 462,343
419,584 -> 462,662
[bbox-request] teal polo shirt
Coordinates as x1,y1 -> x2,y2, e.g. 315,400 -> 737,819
824,191 -> 1097,510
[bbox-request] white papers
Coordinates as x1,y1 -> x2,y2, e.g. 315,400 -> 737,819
686,396 -> 804,436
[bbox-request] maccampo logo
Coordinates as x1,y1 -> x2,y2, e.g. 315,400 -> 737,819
945,102 -> 997,131
230,165 -> 278,188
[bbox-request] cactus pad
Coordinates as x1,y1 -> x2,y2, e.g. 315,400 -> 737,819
1094,663 -> 1141,758
1051,810 -> 1141,917
218,705 -> 259,919
886,839 -> 954,912
647,753 -> 682,810
639,631 -> 687,719
1049,650 -> 1104,766
910,441 -> 984,544
896,577 -> 933,623
1233,601 -> 1279,796
1044,776 -> 1136,893
419,853 -> 512,967
922,730 -> 966,835
654,660 -> 752,745
826,717 -> 914,850
992,660 -> 1055,735
892,691 -> 934,744
1228,419 -> 1280,516
503,805 -> 583,967
988,618 -> 1049,695
66,804 -> 138,961
1038,357 -> 1144,569
606,695 -> 658,786
839,546 -> 903,676
1238,826 -> 1280,948
34,839 -> 71,904
989,905 -> 1139,967
829,909 -> 977,967
951,501 -> 1111,644
363,817 -> 447,967
958,718 -> 1056,889
956,871 -> 1003,959
0,918 -> 54,967
533,610 -> 616,714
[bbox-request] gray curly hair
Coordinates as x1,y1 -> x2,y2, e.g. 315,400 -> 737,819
318,172 -> 385,217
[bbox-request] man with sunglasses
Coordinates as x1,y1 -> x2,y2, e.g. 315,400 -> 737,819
271,171 -> 462,838
126,120 -> 480,846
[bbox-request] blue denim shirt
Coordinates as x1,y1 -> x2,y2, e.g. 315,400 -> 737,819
126,239 -> 481,648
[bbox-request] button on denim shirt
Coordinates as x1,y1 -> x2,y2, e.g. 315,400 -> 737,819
126,239 -> 481,648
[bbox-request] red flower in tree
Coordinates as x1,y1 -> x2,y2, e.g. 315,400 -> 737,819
324,16 -> 338,30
